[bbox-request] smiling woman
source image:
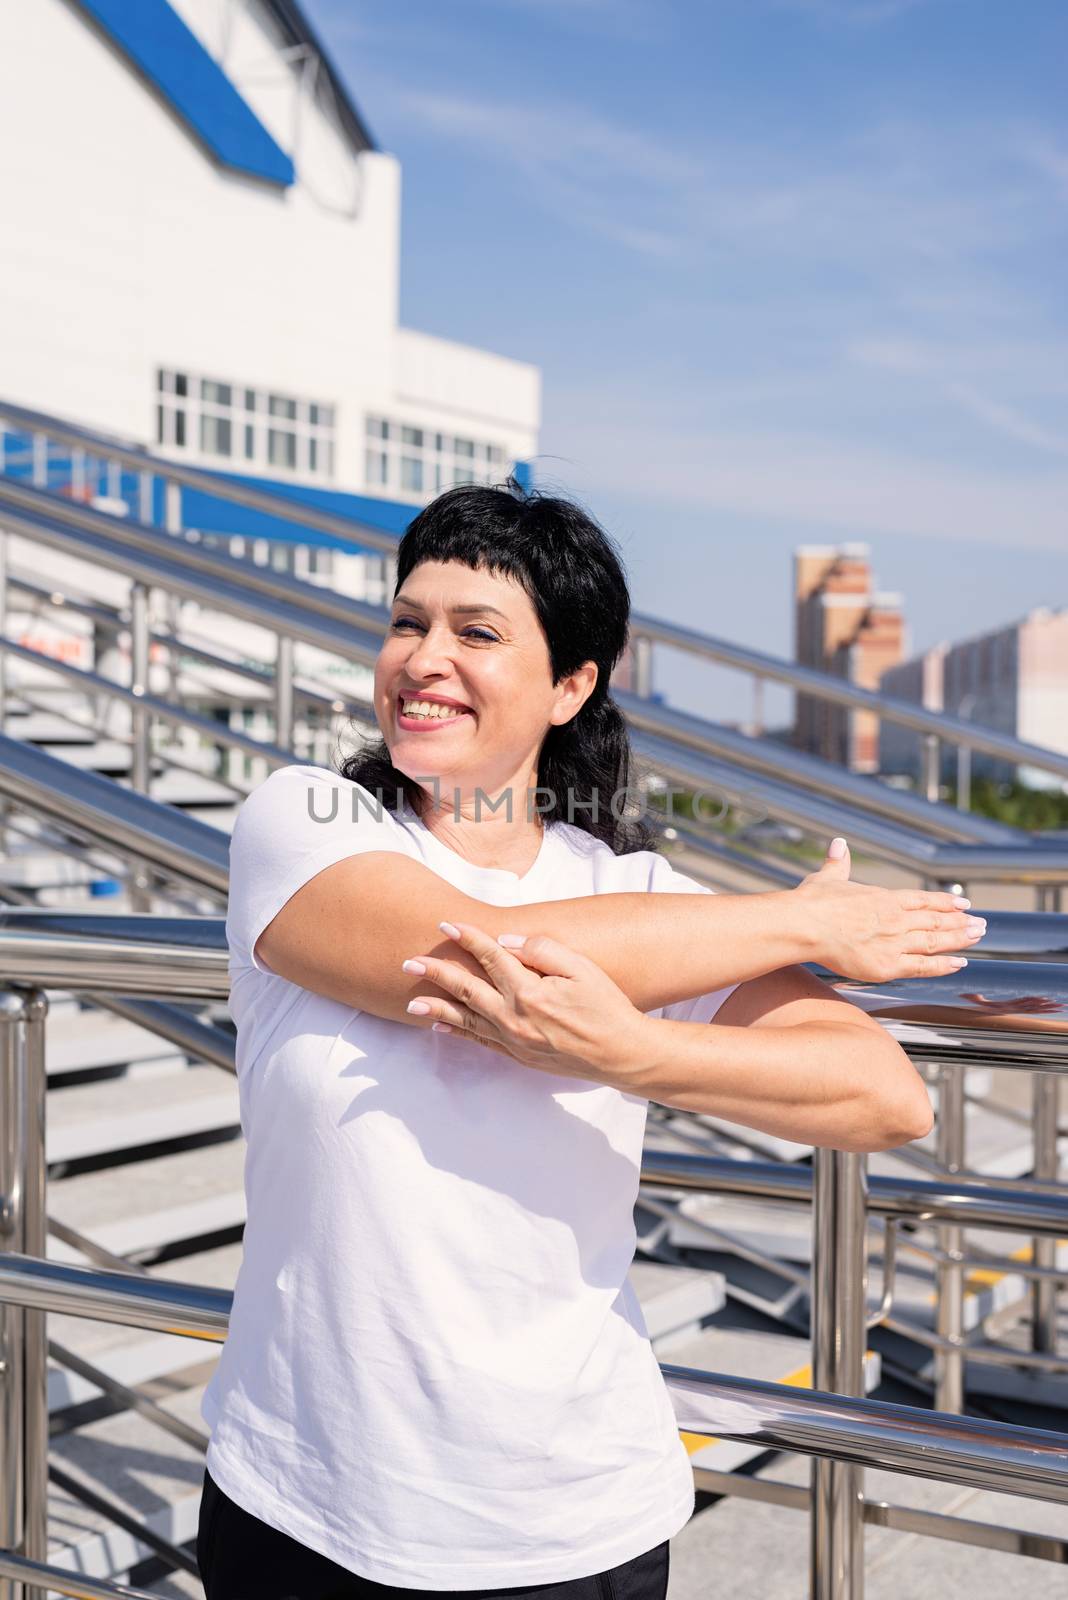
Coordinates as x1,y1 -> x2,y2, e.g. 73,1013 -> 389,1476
199,478 -> 979,1600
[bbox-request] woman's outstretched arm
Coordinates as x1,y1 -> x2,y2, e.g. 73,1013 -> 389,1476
254,846 -> 979,1022
374,920 -> 935,1153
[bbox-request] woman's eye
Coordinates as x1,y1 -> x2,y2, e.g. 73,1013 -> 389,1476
390,617 -> 498,643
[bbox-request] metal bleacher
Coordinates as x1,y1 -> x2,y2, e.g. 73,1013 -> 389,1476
1,399 -> 1067,1600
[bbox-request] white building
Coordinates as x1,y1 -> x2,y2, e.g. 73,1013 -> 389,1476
1,0 -> 540,513
0,0 -> 542,794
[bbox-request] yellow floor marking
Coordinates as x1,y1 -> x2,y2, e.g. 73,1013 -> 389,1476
923,1237 -> 1068,1301
679,1356 -> 874,1456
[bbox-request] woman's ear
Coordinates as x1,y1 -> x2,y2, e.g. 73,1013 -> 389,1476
549,661 -> 599,726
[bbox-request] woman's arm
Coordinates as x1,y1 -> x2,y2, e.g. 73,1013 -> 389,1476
255,848 -> 976,1024
624,962 -> 935,1152
385,921 -> 934,1154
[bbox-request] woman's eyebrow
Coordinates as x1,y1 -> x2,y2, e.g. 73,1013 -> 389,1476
392,594 -> 510,620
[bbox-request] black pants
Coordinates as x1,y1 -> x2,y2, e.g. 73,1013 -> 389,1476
197,1465 -> 670,1600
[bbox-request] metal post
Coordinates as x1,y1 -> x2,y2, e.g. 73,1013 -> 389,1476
934,1064 -> 966,1411
164,480 -> 182,536
1032,1072 -> 1060,1355
0,987 -> 49,1600
921,733 -> 940,803
0,530 -> 7,857
275,634 -> 295,753
165,593 -> 182,741
956,743 -> 971,813
750,677 -> 765,738
30,436 -> 46,491
129,583 -> 150,794
632,635 -> 652,700
129,583 -> 153,912
810,1147 -> 867,1600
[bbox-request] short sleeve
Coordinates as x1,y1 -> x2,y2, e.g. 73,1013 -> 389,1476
644,850 -> 742,1025
226,765 -> 418,974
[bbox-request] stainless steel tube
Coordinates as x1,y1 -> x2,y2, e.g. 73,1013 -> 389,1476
1031,1071 -> 1060,1355
0,529 -> 7,858
934,1063 -> 966,1412
810,1148 -> 868,1600
922,733 -> 941,803
631,635 -> 652,699
275,633 -> 295,752
128,581 -> 153,912
21,995 -> 46,1600
0,989 -> 48,1600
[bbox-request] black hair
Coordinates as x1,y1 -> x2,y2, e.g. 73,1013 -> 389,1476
337,476 -> 660,854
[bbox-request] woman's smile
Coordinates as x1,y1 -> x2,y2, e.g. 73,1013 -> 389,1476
396,692 -> 475,732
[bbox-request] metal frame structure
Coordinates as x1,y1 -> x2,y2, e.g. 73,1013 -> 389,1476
1,401 -> 1067,1595
2,398 -> 1068,904
0,919 -> 1067,1597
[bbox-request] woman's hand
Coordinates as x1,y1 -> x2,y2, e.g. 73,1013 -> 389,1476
793,838 -> 987,982
400,921 -> 652,1087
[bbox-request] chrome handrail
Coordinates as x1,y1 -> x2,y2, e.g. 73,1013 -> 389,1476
4,414 -> 1066,787
4,466 -> 1068,902
2,920 -> 1068,1599
628,609 -> 1068,784
0,399 -> 400,554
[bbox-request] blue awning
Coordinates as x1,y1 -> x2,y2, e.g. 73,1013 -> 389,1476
71,0 -> 295,187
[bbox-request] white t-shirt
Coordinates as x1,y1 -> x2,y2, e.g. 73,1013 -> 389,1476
203,763 -> 740,1589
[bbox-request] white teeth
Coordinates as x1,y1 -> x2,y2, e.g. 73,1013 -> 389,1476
401,698 -> 467,720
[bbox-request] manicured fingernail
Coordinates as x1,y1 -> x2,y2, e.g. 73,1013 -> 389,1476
950,958 -> 968,969
953,896 -> 971,908
438,920 -> 461,939
432,1021 -> 453,1033
497,933 -> 526,948
406,999 -> 431,1014
965,919 -> 985,936
401,959 -> 427,975
828,837 -> 847,859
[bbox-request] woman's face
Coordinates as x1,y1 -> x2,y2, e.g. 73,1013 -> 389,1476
374,559 -> 596,811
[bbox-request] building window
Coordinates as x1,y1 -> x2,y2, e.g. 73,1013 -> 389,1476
156,368 -> 336,480
269,428 -> 297,469
364,414 -> 511,501
200,413 -> 232,457
365,448 -> 389,485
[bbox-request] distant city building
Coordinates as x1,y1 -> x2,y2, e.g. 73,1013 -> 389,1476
793,544 -> 905,773
880,609 -> 1068,791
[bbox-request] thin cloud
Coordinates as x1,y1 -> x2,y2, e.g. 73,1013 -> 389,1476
773,0 -> 935,22
384,87 -> 698,255
542,402 -> 1068,553
850,339 -> 1068,458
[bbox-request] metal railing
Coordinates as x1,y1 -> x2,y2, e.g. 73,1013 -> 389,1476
3,402 -> 1068,906
1,917 -> 1068,1597
3,485 -> 1068,911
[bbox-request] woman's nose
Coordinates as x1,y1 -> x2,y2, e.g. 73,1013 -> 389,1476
405,626 -> 453,675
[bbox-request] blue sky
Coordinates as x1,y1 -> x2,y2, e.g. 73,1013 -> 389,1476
304,0 -> 1067,726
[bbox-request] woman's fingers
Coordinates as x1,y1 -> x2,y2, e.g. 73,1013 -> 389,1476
401,949 -> 507,1026
899,920 -> 987,957
436,920 -> 533,1003
898,954 -> 971,977
899,890 -> 974,912
493,929 -> 602,981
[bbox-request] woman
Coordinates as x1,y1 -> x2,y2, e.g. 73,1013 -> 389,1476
198,481 -> 982,1600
